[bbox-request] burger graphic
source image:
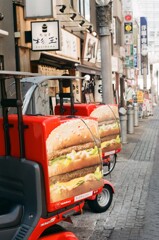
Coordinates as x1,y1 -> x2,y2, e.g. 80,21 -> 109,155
46,118 -> 104,203
90,105 -> 121,153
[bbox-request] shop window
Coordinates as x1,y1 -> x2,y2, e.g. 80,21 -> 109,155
70,0 -> 74,8
77,0 -> 90,22
114,17 -> 122,46
0,55 -> 4,70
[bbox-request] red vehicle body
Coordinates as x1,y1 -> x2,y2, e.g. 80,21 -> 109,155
55,103 -> 122,176
0,71 -> 114,240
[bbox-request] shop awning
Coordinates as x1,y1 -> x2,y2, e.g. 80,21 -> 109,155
31,51 -> 79,70
31,51 -> 101,75
76,64 -> 101,76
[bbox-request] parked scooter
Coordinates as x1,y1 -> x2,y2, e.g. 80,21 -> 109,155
0,71 -> 114,240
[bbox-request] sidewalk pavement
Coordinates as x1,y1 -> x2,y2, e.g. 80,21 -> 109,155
59,106 -> 159,240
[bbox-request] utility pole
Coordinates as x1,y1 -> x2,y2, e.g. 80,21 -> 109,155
96,0 -> 114,104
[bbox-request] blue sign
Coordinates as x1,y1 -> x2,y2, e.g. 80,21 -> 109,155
140,17 -> 148,75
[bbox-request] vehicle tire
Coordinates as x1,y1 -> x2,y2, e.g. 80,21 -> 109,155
87,184 -> 113,213
103,154 -> 116,176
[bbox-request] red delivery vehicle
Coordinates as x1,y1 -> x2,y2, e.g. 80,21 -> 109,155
55,103 -> 122,176
0,71 -> 114,240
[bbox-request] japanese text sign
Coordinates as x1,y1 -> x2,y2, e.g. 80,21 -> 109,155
31,21 -> 60,51
140,17 -> 148,54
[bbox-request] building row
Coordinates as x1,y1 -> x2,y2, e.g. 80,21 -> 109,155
0,0 -> 141,110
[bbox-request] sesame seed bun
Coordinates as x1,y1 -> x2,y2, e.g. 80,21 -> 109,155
90,105 -> 119,122
46,118 -> 100,161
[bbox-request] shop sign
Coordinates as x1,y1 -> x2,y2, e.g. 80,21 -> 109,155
125,44 -> 134,56
94,79 -> 102,103
128,68 -> 135,79
57,29 -> 80,61
140,17 -> 148,75
118,59 -> 123,74
82,32 -> 99,66
124,22 -> 133,34
140,17 -> 148,57
111,56 -> 119,72
122,0 -> 133,11
31,21 -> 60,51
134,46 -> 138,68
72,80 -> 81,103
124,11 -> 133,22
137,90 -> 144,103
140,17 -> 148,51
125,56 -> 134,68
125,14 -> 132,21
113,17 -> 117,44
124,34 -> 133,45
25,0 -> 53,18
120,46 -> 125,58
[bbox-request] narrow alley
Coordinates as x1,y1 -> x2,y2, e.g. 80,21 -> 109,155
59,106 -> 159,240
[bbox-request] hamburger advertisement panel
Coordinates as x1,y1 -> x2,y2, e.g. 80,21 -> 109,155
90,105 -> 121,154
46,118 -> 104,204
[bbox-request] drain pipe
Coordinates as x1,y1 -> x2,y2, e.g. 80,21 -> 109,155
13,1 -> 23,71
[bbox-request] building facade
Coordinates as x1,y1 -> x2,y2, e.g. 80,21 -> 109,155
0,0 -> 138,108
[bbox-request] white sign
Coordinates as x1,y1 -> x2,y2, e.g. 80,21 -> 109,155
57,29 -> 80,60
122,0 -> 133,11
112,56 -> 119,72
74,191 -> 93,202
25,0 -> 52,18
95,79 -> 102,103
124,34 -> 133,45
31,21 -> 60,51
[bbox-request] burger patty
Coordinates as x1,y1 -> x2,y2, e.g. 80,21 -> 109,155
98,119 -> 119,126
48,141 -> 99,160
101,134 -> 119,143
49,164 -> 102,184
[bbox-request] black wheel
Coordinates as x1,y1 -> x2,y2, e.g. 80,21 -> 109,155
103,154 -> 117,176
87,184 -> 113,213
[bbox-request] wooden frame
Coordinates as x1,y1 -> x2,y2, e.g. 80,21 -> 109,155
31,21 -> 60,51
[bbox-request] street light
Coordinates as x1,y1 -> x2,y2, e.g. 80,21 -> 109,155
95,0 -> 114,104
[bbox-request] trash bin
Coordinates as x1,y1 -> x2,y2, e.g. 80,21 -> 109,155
127,104 -> 134,134
119,107 -> 127,144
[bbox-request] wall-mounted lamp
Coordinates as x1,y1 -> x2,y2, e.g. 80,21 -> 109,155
92,31 -> 97,37
86,25 -> 93,33
78,57 -> 91,62
71,30 -> 84,34
57,5 -> 66,13
79,20 -> 85,27
0,13 -> 4,21
70,13 -> 77,21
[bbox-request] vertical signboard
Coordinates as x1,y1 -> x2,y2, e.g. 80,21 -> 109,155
140,17 -> 148,75
123,3 -> 134,69
134,46 -> 138,68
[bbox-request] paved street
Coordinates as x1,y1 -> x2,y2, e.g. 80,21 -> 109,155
59,106 -> 159,240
